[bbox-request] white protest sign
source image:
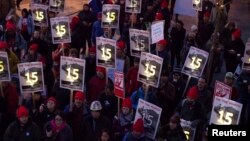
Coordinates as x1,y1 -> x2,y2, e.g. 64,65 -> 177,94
102,4 -> 120,28
49,0 -> 65,12
242,42 -> 250,70
0,51 -> 10,81
18,62 -> 44,93
192,0 -> 202,11
151,20 -> 165,44
135,99 -> 162,139
210,96 -> 242,125
96,37 -> 116,68
50,16 -> 71,44
174,0 -> 196,17
125,0 -> 142,13
107,59 -> 125,83
214,81 -> 232,99
180,119 -> 196,141
60,56 -> 85,91
182,47 -> 209,79
129,29 -> 150,57
138,52 -> 163,88
31,4 -> 49,27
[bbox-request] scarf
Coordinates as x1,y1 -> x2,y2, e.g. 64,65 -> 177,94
119,111 -> 134,127
51,119 -> 66,133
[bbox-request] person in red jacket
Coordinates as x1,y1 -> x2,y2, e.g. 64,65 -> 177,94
125,58 -> 140,96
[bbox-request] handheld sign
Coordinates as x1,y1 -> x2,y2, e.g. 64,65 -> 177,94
114,72 -> 125,99
125,0 -> 142,13
210,96 -> 242,125
135,99 -> 162,139
49,0 -> 65,12
192,0 -> 202,11
138,52 -> 163,88
18,62 -> 44,93
50,16 -> 71,44
242,43 -> 250,70
31,4 -> 48,27
129,29 -> 150,57
60,56 -> 85,91
151,20 -> 165,44
182,47 -> 209,79
96,37 -> 116,68
0,51 -> 10,81
107,59 -> 125,83
214,81 -> 232,99
102,4 -> 120,28
180,119 -> 196,141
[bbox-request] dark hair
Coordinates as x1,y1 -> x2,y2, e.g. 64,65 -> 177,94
176,20 -> 184,27
199,75 -> 207,83
161,70 -> 170,77
100,128 -> 112,141
54,111 -> 66,121
22,8 -> 29,17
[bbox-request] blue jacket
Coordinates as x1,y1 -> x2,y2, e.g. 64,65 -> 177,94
1,32 -> 27,50
17,15 -> 35,35
122,132 -> 148,141
91,20 -> 104,44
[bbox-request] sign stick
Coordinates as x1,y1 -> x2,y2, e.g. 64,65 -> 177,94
32,92 -> 36,110
106,68 -> 109,84
118,98 -> 121,117
182,75 -> 191,98
144,84 -> 149,101
70,90 -> 74,112
0,82 -> 3,97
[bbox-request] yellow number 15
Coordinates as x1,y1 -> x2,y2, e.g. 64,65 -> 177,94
36,11 -> 44,21
0,61 -> 4,72
56,25 -> 66,37
106,12 -> 115,22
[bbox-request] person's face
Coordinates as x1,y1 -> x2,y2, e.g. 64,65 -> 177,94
156,43 -> 164,52
187,97 -> 195,103
105,87 -> 113,96
122,107 -> 130,115
169,121 -> 177,130
33,31 -> 40,39
89,52 -> 96,58
55,115 -> 63,126
69,52 -> 78,58
161,75 -> 168,83
176,23 -> 182,30
47,101 -> 56,110
29,49 -> 35,55
203,16 -> 209,23
224,78 -> 233,86
97,71 -> 105,79
134,61 -> 139,67
83,5 -> 90,11
75,99 -> 83,108
132,131 -> 142,138
19,116 -> 28,125
21,11 -> 27,17
34,94 -> 41,101
91,111 -> 101,119
120,0 -> 125,4
101,132 -> 110,141
117,48 -> 123,56
197,78 -> 206,90
142,83 -> 147,91
173,73 -> 180,82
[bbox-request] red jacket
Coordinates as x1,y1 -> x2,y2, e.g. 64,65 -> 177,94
87,75 -> 106,103
4,82 -> 19,117
125,66 -> 140,96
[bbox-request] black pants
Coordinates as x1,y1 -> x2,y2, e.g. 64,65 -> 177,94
16,0 -> 22,7
171,48 -> 181,67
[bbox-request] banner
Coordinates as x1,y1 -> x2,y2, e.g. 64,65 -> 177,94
0,51 -> 10,81
129,29 -> 150,57
50,16 -> 71,44
107,59 -> 125,82
49,0 -> 65,12
135,99 -> 162,139
18,62 -> 44,93
214,81 -> 232,99
31,4 -> 49,27
192,0 -> 202,11
180,119 -> 196,141
138,52 -> 163,88
125,0 -> 142,13
96,37 -> 116,68
114,72 -> 125,99
210,96 -> 242,125
151,21 -> 165,44
182,47 -> 209,79
60,56 -> 85,91
242,42 -> 250,70
102,4 -> 120,28
174,0 -> 196,17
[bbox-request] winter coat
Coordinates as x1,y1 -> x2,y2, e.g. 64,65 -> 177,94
17,15 -> 35,35
91,20 -> 104,44
4,119 -> 41,141
43,121 -> 73,141
98,93 -> 118,121
122,132 -> 149,141
7,50 -> 19,73
198,21 -> 214,46
125,66 -> 140,96
35,107 -> 57,130
156,124 -> 186,141
87,75 -> 106,103
1,32 -> 27,50
170,27 -> 186,51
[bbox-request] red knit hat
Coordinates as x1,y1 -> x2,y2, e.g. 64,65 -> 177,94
187,86 -> 198,100
6,21 -> 16,31
158,39 -> 167,47
74,91 -> 85,101
204,11 -> 211,18
122,98 -> 132,109
96,66 -> 106,75
47,97 -> 57,104
232,29 -> 241,39
0,41 -> 8,49
89,47 -> 96,53
155,12 -> 163,20
29,44 -> 39,52
117,40 -> 126,50
16,106 -> 29,118
161,0 -> 168,9
133,118 -> 144,133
